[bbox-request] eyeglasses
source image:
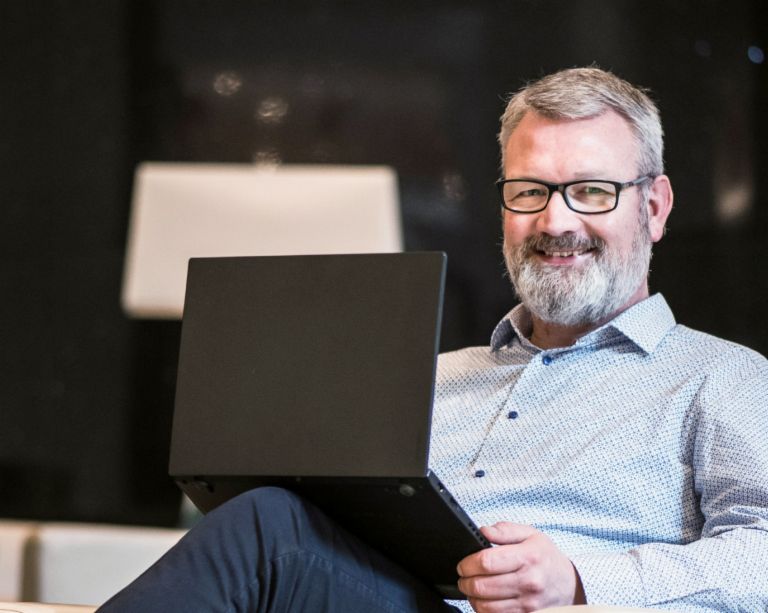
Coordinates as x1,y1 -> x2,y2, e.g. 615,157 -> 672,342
496,176 -> 652,214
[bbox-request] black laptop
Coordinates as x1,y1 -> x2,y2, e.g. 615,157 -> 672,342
169,252 -> 489,599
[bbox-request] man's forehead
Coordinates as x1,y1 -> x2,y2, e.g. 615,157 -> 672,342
503,110 -> 639,177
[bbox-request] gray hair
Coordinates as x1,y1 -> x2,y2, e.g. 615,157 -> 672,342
498,67 -> 664,178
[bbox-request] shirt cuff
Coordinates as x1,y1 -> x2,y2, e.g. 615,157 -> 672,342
570,551 -> 646,607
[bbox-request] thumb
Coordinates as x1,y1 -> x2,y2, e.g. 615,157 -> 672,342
480,522 -> 538,545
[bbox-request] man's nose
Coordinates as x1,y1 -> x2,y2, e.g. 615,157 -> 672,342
534,190 -> 583,236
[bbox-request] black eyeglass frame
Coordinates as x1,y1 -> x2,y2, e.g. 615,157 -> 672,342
496,175 -> 653,215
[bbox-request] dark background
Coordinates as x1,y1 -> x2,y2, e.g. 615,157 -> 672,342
2,0 -> 766,526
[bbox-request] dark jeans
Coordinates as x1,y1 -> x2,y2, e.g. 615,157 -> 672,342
97,487 -> 458,612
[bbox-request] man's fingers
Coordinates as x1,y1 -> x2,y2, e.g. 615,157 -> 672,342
458,572 -> 522,600
456,523 -> 537,578
456,541 -> 526,577
481,522 -> 538,545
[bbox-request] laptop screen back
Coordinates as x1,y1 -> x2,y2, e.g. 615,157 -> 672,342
169,252 -> 446,479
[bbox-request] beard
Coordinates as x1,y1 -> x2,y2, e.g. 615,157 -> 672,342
503,212 -> 653,328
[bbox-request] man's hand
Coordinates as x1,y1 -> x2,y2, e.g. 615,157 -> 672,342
456,522 -> 585,613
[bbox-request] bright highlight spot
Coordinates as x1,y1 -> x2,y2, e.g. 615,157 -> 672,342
212,71 -> 243,96
255,97 -> 289,124
747,46 -> 764,64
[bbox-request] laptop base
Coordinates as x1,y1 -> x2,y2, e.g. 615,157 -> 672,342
177,471 -> 488,600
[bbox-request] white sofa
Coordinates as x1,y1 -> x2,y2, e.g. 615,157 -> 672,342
0,604 -> 96,613
0,520 -> 185,608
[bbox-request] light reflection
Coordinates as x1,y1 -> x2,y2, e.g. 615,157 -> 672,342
442,172 -> 466,202
747,46 -> 765,64
255,97 -> 289,124
212,71 -> 243,96
252,149 -> 282,167
716,182 -> 752,223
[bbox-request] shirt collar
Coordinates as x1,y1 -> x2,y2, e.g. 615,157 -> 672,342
603,293 -> 676,354
490,304 -> 533,351
490,293 -> 676,355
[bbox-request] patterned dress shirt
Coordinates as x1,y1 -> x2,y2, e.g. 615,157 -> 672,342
430,293 -> 768,612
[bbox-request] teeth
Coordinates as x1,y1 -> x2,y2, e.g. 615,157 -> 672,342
545,250 -> 585,257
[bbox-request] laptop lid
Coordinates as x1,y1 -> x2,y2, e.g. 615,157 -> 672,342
169,252 -> 446,479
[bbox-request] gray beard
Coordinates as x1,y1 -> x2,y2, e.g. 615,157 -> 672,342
504,223 -> 652,328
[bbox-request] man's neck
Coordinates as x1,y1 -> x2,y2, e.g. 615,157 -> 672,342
529,318 -> 595,349
528,284 -> 650,349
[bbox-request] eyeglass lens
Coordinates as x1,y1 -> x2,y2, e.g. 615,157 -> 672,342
502,180 -> 618,213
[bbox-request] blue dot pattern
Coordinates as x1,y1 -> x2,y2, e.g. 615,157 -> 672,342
431,294 -> 768,612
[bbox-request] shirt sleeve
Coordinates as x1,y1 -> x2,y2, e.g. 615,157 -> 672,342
571,351 -> 768,611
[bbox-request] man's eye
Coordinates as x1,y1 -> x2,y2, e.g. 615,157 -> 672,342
516,188 -> 546,198
572,183 -> 614,197
579,186 -> 609,195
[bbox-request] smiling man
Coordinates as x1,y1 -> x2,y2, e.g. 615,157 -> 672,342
432,68 -> 768,612
99,68 -> 768,613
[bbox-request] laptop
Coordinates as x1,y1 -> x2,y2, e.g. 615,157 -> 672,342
169,252 -> 489,599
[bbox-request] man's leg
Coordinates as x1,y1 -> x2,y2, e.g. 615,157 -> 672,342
98,487 -> 455,612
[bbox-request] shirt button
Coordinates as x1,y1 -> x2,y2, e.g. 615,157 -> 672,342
474,469 -> 486,478
507,410 -> 519,419
542,355 -> 553,365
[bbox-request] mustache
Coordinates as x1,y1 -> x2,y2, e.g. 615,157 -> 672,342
522,233 -> 605,255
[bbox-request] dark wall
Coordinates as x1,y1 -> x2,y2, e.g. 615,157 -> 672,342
2,0 -> 766,525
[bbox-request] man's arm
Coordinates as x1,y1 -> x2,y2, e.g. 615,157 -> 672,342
571,362 -> 768,609
459,354 -> 768,611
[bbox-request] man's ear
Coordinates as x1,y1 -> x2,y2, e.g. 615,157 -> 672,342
646,175 -> 674,243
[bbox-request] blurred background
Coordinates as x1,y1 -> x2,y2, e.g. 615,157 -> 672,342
1,0 -> 766,527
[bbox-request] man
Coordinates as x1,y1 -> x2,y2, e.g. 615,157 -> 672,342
99,68 -> 768,612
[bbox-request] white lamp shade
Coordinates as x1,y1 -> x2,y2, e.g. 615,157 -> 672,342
121,163 -> 402,318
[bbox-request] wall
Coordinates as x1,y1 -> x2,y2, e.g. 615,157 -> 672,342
1,0 -> 766,525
